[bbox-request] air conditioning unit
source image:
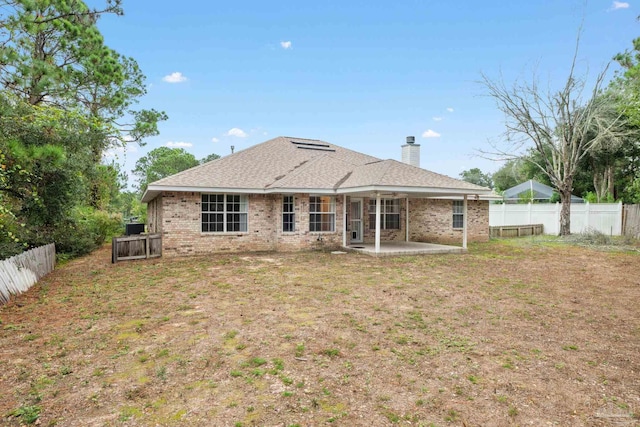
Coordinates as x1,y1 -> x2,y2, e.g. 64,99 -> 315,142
125,223 -> 145,235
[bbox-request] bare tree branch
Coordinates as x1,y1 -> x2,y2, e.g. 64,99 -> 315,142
479,34 -> 630,235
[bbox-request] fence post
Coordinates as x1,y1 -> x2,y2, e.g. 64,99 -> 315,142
585,201 -> 590,232
146,234 -> 150,259
555,202 -> 561,235
617,201 -> 623,235
528,202 -> 532,225
112,237 -> 117,264
502,203 -> 506,226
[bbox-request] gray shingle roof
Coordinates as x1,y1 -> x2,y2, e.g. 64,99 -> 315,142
341,159 -> 489,191
142,136 -> 494,202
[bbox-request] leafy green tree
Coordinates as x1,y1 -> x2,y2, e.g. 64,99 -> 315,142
133,147 -> 199,194
459,168 -> 493,188
622,176 -> 640,203
0,1 -> 163,258
614,36 -> 640,127
0,0 -> 167,208
0,0 -> 123,106
492,154 -> 551,192
606,39 -> 640,203
116,191 -> 147,222
201,153 -> 221,164
0,93 -> 123,258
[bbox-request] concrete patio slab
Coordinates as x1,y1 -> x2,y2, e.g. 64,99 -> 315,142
344,241 -> 466,257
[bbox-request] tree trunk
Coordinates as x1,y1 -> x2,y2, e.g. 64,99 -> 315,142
559,187 -> 572,236
606,165 -> 615,200
593,172 -> 606,202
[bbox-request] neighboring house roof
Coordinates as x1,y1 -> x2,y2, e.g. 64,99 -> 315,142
142,136 -> 496,202
502,179 -> 584,203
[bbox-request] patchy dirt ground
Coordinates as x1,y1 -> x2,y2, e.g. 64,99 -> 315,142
0,239 -> 639,427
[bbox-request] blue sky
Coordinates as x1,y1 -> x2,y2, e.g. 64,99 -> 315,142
96,0 -> 639,187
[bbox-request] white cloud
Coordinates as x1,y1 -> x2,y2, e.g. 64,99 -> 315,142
166,141 -> 193,148
211,137 -> 219,143
280,41 -> 292,49
422,129 -> 441,138
446,107 -> 454,113
610,1 -> 630,10
432,116 -> 443,121
162,72 -> 188,83
226,127 -> 248,138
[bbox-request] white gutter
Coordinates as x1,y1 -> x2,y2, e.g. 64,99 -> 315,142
142,184 -> 498,203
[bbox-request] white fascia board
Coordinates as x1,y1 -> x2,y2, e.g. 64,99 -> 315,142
336,185 -> 494,197
142,185 -> 340,201
430,194 -> 503,201
265,187 -> 337,195
142,184 -> 496,202
146,185 -> 265,194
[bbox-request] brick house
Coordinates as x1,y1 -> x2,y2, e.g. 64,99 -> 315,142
141,136 -> 495,256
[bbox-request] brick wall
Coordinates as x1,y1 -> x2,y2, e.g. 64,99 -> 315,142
408,199 -> 489,244
155,192 -> 344,257
149,192 -> 488,256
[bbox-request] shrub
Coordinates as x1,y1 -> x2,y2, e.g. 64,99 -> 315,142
23,207 -> 123,259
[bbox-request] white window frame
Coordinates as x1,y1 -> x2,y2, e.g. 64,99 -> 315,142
368,198 -> 400,230
282,195 -> 295,232
452,200 -> 464,229
309,196 -> 335,232
201,194 -> 248,233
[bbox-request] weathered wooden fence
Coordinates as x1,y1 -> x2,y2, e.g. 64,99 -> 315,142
623,204 -> 640,239
490,224 -> 543,238
0,244 -> 56,305
112,234 -> 162,263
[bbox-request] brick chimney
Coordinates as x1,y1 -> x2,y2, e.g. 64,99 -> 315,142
401,136 -> 420,168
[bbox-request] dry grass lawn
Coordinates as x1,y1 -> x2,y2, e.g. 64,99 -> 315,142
0,239 -> 639,426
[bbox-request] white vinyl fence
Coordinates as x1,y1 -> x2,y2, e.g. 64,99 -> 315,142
490,202 -> 623,236
0,244 -> 56,305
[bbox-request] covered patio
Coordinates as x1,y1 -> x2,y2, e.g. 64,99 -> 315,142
339,191 -> 485,256
344,241 -> 466,257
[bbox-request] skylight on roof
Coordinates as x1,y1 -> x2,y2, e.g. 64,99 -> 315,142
291,141 -> 330,147
296,146 -> 336,152
290,140 -> 335,152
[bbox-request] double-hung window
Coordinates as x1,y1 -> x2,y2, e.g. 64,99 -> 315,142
283,196 -> 295,232
201,194 -> 248,233
452,200 -> 464,229
368,199 -> 400,230
309,196 -> 335,232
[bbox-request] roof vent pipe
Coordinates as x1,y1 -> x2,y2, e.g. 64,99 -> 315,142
401,136 -> 420,168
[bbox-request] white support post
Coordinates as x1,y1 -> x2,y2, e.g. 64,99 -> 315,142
405,197 -> 409,242
342,194 -> 347,247
375,192 -> 381,253
462,195 -> 468,250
